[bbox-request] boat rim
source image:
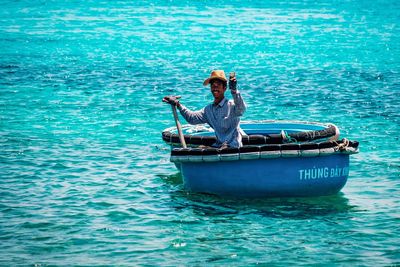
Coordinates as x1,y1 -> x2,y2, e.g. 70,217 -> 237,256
163,120 -> 335,134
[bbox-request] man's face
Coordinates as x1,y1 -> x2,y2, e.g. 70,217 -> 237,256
210,80 -> 226,99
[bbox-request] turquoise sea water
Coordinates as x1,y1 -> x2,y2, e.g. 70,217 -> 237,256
1,0 -> 399,265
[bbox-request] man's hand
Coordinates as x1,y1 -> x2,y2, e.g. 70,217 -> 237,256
229,76 -> 237,93
162,95 -> 181,107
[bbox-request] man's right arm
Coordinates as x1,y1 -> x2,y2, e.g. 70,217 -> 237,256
178,104 -> 207,125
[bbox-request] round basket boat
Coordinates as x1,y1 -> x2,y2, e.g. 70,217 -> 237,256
162,121 -> 359,198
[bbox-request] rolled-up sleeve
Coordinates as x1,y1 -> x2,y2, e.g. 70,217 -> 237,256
178,105 -> 208,125
231,91 -> 246,116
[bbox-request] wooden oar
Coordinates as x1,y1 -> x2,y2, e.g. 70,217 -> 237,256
163,95 -> 187,148
171,104 -> 187,148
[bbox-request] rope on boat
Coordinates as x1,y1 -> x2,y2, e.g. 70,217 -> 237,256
281,130 -> 294,143
334,138 -> 350,152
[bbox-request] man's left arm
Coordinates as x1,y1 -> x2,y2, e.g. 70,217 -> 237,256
229,77 -> 246,116
231,91 -> 246,116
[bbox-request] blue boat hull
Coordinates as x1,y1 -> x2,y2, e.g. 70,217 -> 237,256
178,154 -> 350,197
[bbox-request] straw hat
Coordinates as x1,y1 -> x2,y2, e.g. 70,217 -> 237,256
203,70 -> 228,86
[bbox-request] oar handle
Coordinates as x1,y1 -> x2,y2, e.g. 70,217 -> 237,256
171,105 -> 187,148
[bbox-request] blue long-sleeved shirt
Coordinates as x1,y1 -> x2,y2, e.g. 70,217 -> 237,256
178,91 -> 246,148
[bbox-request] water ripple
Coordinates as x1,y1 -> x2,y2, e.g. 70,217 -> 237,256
1,0 -> 399,265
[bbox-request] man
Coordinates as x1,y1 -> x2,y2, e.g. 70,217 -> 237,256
163,70 -> 246,148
